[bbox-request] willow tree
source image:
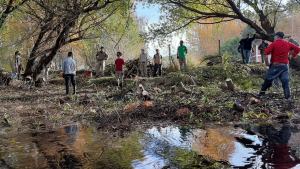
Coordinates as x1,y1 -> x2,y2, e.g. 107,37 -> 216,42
148,0 -> 294,41
21,0 -> 132,79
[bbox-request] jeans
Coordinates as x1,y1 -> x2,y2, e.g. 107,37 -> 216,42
96,60 -> 105,77
139,62 -> 147,77
64,74 -> 76,94
260,64 -> 290,99
242,50 -> 251,64
153,64 -> 162,76
179,58 -> 187,72
260,51 -> 265,63
115,71 -> 124,87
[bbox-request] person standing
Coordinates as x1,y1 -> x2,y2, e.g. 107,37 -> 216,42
153,49 -> 162,77
95,46 -> 108,77
259,32 -> 300,100
15,51 -> 22,79
177,40 -> 188,71
243,34 -> 256,64
258,40 -> 268,64
238,38 -> 246,64
63,52 -> 76,95
115,52 -> 125,88
139,49 -> 148,77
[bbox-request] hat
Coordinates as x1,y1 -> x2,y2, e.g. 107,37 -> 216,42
275,32 -> 284,38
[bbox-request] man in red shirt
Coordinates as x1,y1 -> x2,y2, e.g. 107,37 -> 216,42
259,32 -> 300,100
115,51 -> 125,88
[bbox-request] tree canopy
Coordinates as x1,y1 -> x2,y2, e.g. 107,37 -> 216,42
147,0 -> 296,41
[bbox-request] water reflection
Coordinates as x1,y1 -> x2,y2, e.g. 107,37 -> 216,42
0,123 -> 300,169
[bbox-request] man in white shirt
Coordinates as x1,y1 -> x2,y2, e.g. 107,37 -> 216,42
63,52 -> 76,95
139,49 -> 148,77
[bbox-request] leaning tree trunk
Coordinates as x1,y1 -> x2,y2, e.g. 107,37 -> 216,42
32,23 -> 73,80
23,17 -> 76,80
23,28 -> 48,78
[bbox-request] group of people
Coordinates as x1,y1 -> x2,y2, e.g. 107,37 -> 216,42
138,40 -> 188,77
239,32 -> 300,100
62,40 -> 188,94
238,31 -> 300,100
238,34 -> 270,64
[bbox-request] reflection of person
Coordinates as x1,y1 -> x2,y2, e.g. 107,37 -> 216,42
259,32 -> 300,100
139,49 -> 148,77
63,52 -> 76,95
95,46 -> 108,77
115,52 -> 125,88
257,124 -> 300,168
177,40 -> 188,71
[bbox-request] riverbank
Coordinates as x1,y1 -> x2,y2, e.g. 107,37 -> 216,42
1,62 -> 300,133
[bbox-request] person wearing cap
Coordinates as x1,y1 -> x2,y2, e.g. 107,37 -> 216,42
95,46 -> 108,77
259,32 -> 300,100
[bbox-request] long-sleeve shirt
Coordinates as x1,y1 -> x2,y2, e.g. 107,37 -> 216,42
264,39 -> 300,64
243,37 -> 255,50
139,53 -> 148,63
63,57 -> 76,75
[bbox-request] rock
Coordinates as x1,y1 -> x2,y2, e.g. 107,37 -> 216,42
142,101 -> 154,109
10,79 -> 22,87
153,87 -> 162,93
249,97 -> 261,104
176,107 -> 191,117
233,102 -> 245,112
124,102 -> 139,113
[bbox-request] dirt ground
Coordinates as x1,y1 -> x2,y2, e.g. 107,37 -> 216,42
1,62 -> 300,134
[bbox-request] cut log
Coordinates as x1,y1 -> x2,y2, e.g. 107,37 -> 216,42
225,78 -> 235,91
233,102 -> 245,112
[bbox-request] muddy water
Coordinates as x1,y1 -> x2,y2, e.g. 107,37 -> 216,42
1,123 -> 300,169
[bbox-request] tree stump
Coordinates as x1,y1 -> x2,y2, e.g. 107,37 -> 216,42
225,78 -> 235,91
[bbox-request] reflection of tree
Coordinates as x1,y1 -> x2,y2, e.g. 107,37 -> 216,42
0,125 -> 143,169
192,128 -> 234,162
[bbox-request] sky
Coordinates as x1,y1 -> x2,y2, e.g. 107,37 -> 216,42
134,3 -> 187,57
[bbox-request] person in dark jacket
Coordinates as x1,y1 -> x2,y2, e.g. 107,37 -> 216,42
242,34 -> 256,64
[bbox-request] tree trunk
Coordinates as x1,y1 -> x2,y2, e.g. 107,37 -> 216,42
23,17 -> 76,80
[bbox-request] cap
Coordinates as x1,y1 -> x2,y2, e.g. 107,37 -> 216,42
275,32 -> 284,38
